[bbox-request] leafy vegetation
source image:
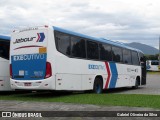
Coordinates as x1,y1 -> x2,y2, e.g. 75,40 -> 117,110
145,54 -> 159,60
0,91 -> 160,109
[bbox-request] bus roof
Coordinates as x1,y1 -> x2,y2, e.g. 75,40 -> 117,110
0,35 -> 10,41
53,26 -> 142,53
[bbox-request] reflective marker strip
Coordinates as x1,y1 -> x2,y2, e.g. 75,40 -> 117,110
39,47 -> 47,53
104,62 -> 111,89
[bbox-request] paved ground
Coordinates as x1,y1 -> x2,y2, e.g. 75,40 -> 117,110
0,74 -> 160,120
108,74 -> 160,95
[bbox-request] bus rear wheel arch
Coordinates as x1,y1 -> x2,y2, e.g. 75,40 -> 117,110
93,76 -> 103,94
132,76 -> 140,89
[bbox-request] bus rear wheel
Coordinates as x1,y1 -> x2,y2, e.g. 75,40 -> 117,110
132,79 -> 139,89
93,78 -> 103,94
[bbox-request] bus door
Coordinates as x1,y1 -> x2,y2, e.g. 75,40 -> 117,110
140,54 -> 146,85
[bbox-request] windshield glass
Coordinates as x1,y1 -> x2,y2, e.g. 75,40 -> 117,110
151,61 -> 159,65
0,40 -> 10,60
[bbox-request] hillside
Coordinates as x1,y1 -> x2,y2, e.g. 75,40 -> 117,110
125,42 -> 159,55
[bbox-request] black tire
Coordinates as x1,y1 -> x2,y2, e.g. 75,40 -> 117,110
93,78 -> 103,94
132,79 -> 139,89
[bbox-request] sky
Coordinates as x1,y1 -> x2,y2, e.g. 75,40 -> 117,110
0,0 -> 160,49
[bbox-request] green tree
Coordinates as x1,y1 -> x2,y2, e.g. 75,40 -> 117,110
145,54 -> 159,60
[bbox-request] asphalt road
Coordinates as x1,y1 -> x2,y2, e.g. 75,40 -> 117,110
110,74 -> 160,95
0,74 -> 160,120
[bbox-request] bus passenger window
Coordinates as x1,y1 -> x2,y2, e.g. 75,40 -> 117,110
87,41 -> 99,60
71,36 -> 86,58
99,43 -> 112,61
55,32 -> 70,55
131,51 -> 140,65
112,46 -> 123,63
123,49 -> 132,64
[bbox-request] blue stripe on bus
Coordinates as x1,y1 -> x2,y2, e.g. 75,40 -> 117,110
0,35 -> 10,40
109,62 -> 118,88
11,53 -> 47,80
39,33 -> 45,42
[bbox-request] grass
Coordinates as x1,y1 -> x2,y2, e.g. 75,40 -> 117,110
0,91 -> 160,109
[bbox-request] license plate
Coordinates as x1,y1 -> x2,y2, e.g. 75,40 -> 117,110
24,83 -> 31,86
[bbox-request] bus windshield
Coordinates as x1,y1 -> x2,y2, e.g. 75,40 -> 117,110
0,40 -> 10,60
151,61 -> 159,65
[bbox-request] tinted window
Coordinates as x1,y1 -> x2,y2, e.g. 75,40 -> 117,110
71,36 -> 86,58
0,40 -> 10,60
123,49 -> 132,64
139,53 -> 145,62
55,32 -> 70,55
131,51 -> 139,65
99,43 -> 112,61
112,46 -> 123,62
151,61 -> 159,65
87,41 -> 99,59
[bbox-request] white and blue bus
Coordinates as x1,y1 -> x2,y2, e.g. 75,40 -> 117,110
10,26 -> 146,93
146,60 -> 160,71
0,35 -> 13,91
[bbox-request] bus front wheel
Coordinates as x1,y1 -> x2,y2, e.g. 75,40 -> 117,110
93,78 -> 103,94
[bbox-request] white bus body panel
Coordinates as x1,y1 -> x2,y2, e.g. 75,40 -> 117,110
149,66 -> 159,71
10,26 -> 141,91
10,27 -> 53,90
54,54 -> 141,90
146,60 -> 160,71
0,57 -> 13,91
